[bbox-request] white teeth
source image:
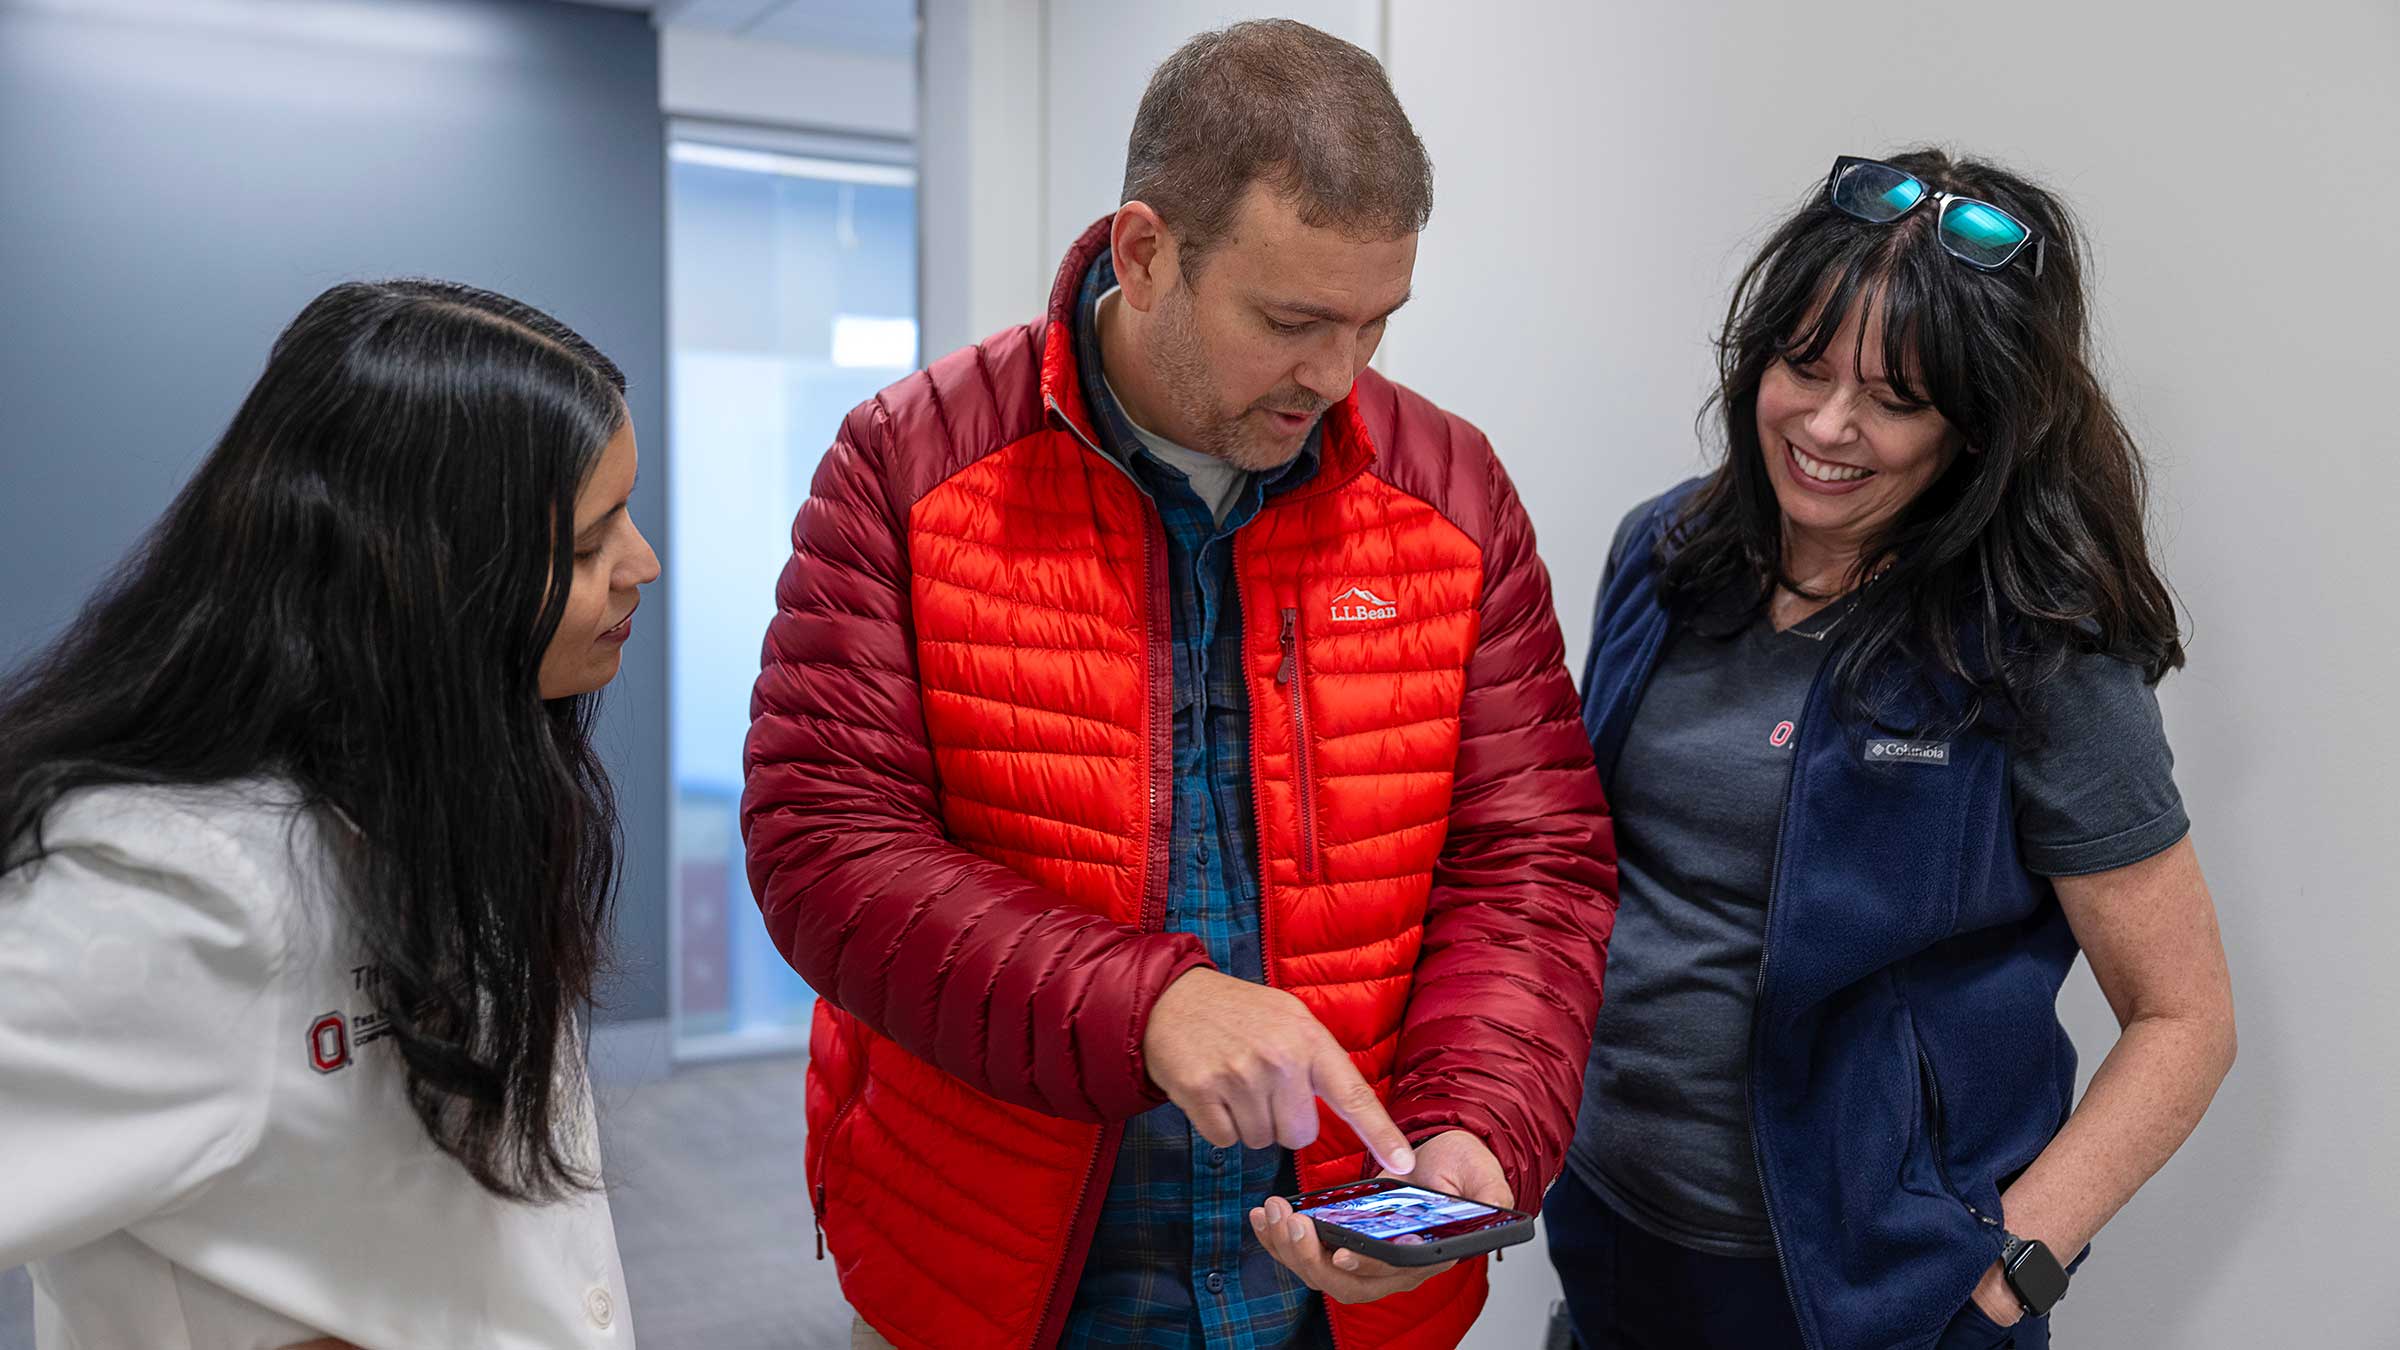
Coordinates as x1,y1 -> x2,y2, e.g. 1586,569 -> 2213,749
1791,443 -> 1873,483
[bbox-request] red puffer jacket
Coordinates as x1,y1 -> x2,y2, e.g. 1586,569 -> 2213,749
743,218 -> 1617,1350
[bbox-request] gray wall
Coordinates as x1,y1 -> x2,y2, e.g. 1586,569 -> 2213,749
0,0 -> 671,1034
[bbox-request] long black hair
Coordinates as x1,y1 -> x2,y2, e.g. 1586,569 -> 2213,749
1667,147 -> 2184,730
0,279 -> 629,1202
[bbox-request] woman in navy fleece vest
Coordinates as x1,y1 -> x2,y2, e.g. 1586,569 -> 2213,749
1552,148 -> 2236,1350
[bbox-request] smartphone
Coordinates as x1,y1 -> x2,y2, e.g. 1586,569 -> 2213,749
1288,1178 -> 1535,1267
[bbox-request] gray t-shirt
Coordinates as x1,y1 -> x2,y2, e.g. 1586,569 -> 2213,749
1566,505 -> 2191,1257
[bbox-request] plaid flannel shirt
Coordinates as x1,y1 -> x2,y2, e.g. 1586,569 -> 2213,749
1057,251 -> 1332,1350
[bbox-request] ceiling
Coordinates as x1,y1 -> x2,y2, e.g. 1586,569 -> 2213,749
557,0 -> 917,59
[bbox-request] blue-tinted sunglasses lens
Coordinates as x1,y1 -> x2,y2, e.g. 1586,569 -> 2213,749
1940,198 -> 2030,268
1832,161 -> 1925,222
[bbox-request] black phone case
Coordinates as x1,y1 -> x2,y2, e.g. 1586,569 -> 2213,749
1294,1183 -> 1537,1268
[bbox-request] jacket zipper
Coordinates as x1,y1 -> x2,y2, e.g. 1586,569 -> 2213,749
812,1083 -> 865,1261
1747,664 -> 1829,1350
1140,509 -> 1174,929
1235,534 -> 1284,994
1027,1140 -> 1107,1346
1028,395 -> 1166,1349
1744,656 -> 2006,1350
1914,1035 -> 2003,1236
1275,608 -> 1322,883
1914,1040 -> 1964,1206
1046,391 -> 1174,933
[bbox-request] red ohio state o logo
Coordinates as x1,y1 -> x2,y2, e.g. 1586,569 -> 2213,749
308,1012 -> 351,1074
1769,721 -> 1796,748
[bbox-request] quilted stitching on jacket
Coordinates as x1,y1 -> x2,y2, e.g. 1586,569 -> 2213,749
746,217 -> 1616,1350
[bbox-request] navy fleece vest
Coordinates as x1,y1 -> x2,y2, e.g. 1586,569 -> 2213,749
1578,481 -> 2080,1350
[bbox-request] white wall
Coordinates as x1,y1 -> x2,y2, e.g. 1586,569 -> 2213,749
659,22 -> 913,137
1040,0 -> 1384,263
1379,1 -> 2400,1346
919,0 -> 1381,358
919,1 -> 2400,1343
918,0 -> 1046,357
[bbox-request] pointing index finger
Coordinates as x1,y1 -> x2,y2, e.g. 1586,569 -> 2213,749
1310,1044 -> 1415,1176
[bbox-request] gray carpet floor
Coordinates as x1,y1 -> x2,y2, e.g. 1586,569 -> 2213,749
0,1267 -> 28,1350
596,1055 -> 854,1349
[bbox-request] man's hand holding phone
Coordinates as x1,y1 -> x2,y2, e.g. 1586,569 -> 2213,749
1144,968 -> 1515,1305
1142,968 -> 1417,1173
1249,1130 -> 1512,1304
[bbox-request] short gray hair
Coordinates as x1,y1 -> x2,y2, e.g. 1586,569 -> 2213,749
1121,20 -> 1434,269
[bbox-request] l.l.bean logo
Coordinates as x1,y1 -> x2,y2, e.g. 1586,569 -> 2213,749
1329,586 -> 1398,623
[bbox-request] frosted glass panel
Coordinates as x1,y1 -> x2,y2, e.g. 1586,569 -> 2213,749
667,139 -> 917,1052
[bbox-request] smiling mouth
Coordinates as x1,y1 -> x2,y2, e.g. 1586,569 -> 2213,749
1788,441 -> 1876,484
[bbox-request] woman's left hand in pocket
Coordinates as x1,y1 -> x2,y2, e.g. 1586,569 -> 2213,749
1969,1261 -> 2025,1328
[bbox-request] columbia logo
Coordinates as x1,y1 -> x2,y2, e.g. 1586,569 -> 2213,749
1329,586 -> 1399,623
1865,737 -> 1952,767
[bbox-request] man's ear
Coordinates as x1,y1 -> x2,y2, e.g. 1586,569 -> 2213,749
1112,202 -> 1180,314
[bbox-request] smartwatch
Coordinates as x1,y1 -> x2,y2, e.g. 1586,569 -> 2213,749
1998,1231 -> 2069,1316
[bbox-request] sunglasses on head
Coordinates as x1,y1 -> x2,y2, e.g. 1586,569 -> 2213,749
1827,155 -> 2044,276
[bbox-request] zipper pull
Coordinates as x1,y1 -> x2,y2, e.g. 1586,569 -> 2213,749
1276,608 -> 1297,685
813,1185 -> 827,1261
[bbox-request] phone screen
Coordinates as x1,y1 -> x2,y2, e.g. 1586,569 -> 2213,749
1295,1184 -> 1504,1242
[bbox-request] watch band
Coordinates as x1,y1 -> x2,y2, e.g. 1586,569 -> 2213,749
1999,1231 -> 2033,1297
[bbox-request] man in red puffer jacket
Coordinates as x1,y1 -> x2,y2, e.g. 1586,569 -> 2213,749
743,19 -> 1616,1350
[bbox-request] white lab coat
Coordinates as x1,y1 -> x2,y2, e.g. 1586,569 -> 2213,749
0,780 -> 632,1349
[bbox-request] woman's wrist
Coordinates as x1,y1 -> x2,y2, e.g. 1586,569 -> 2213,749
1973,1204 -> 2091,1328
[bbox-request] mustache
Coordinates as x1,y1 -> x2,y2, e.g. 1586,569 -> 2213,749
1254,390 -> 1331,418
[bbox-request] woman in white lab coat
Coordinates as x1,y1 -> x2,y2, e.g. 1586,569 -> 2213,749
0,279 -> 659,1348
